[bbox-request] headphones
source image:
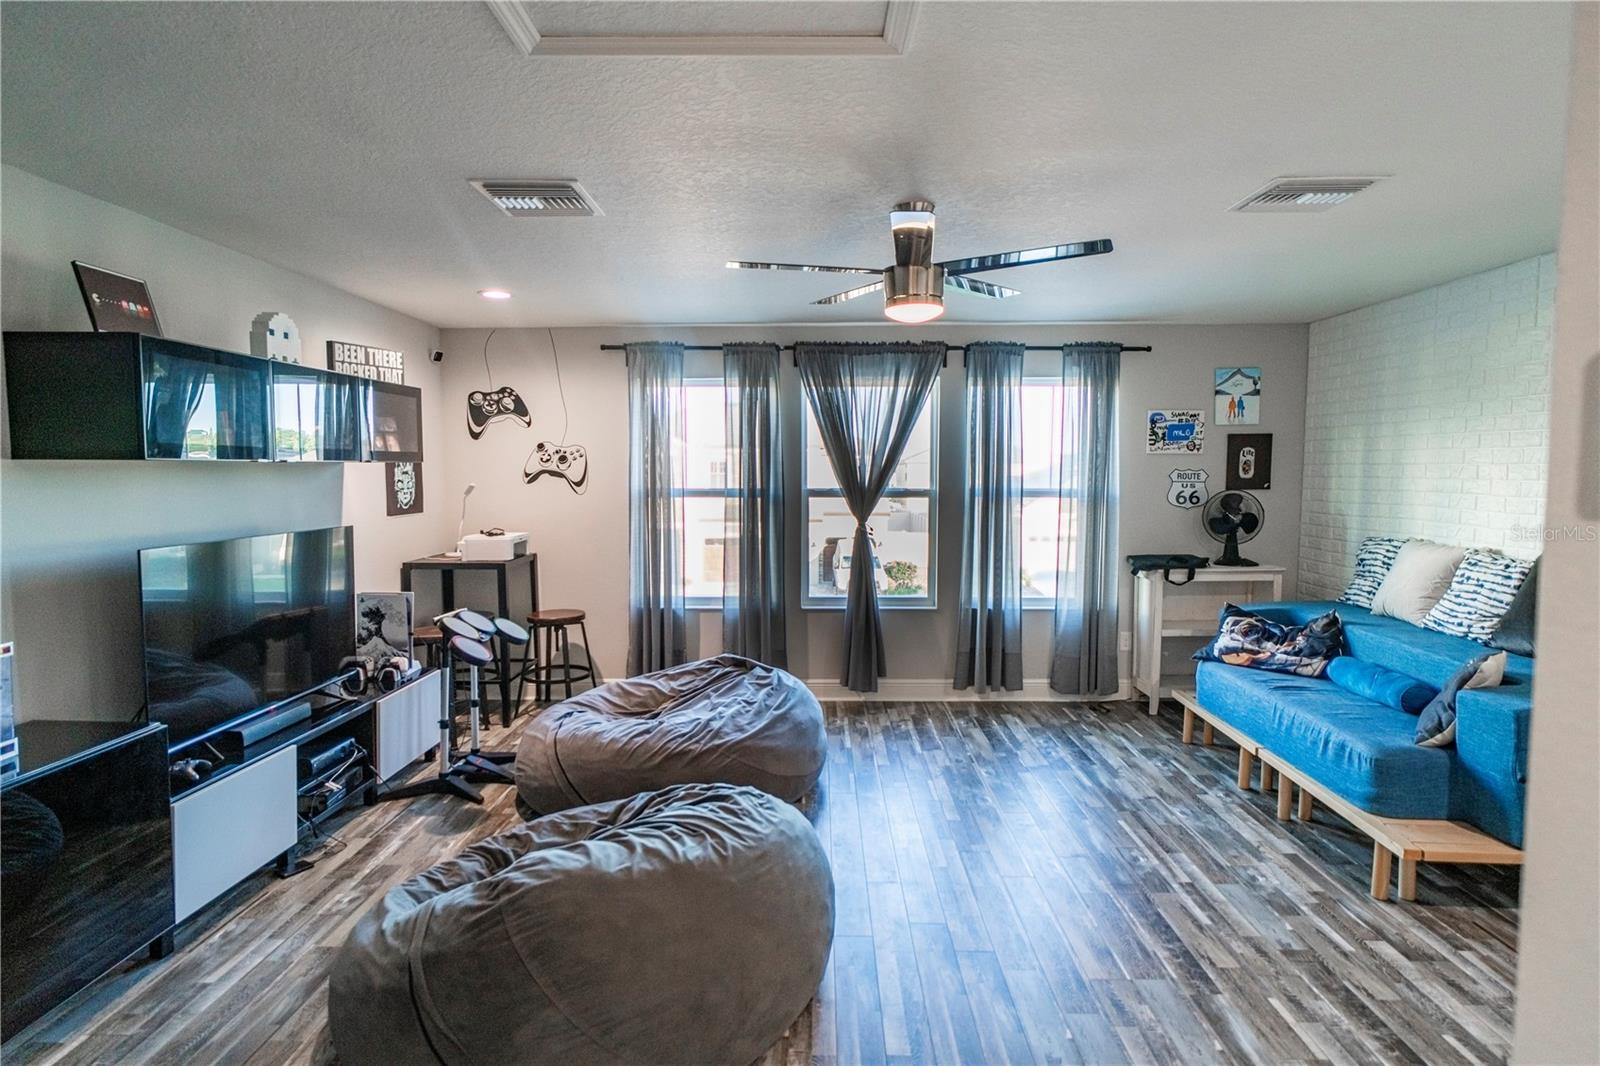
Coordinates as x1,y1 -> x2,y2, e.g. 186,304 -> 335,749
338,655 -> 413,696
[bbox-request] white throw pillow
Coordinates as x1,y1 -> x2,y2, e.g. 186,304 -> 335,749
1464,650 -> 1507,689
1369,541 -> 1467,624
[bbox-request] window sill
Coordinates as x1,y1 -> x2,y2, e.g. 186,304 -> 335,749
800,601 -> 938,612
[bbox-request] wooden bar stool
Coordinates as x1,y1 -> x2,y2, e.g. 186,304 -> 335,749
522,609 -> 595,704
414,625 -> 444,670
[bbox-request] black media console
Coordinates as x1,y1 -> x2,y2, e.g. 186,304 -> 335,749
0,669 -> 442,1041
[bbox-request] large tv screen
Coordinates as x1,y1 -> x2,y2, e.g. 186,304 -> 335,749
139,526 -> 354,745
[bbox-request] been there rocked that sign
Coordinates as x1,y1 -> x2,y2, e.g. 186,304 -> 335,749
328,340 -> 405,384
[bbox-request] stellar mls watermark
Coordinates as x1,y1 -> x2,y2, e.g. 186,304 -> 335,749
1511,523 -> 1599,542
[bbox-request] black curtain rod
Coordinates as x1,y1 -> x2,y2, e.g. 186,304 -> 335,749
604,342 -> 1151,367
600,344 -> 1151,353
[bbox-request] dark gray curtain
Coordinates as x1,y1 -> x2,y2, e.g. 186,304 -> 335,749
796,341 -> 944,692
1050,343 -> 1121,695
146,354 -> 208,458
626,342 -> 687,675
322,376 -> 366,461
954,342 -> 1024,692
722,343 -> 786,667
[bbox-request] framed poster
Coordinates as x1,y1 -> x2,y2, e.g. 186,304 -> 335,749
386,462 -> 423,516
356,591 -> 414,663
1147,410 -> 1205,453
71,261 -> 163,336
328,340 -> 405,384
1226,433 -> 1273,490
1214,367 -> 1261,425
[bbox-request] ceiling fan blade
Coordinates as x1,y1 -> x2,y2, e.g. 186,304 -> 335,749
938,239 -> 1114,277
812,280 -> 886,305
726,260 -> 883,276
945,275 -> 1021,299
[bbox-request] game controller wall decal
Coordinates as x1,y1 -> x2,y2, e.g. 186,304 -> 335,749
522,328 -> 589,495
466,329 -> 532,439
467,385 -> 531,439
523,441 -> 588,494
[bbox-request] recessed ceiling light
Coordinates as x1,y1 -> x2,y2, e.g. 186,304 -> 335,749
478,289 -> 512,300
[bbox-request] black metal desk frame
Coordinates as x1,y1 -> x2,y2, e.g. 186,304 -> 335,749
399,553 -> 539,726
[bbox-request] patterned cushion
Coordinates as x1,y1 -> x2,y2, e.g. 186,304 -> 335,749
1338,537 -> 1408,608
1194,603 -> 1344,678
1422,550 -> 1534,641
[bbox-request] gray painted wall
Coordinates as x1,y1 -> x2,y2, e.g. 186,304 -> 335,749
1512,7 -> 1599,1062
0,165 -> 450,724
434,323 -> 1309,691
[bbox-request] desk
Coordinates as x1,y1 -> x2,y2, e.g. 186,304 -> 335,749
400,553 -> 539,725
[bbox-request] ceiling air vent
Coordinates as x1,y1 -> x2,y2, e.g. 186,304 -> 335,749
471,180 -> 602,218
1230,176 -> 1384,213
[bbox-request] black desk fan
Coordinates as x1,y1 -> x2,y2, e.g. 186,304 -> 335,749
1203,490 -> 1264,567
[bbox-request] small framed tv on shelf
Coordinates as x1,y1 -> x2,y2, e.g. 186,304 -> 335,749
138,526 -> 355,750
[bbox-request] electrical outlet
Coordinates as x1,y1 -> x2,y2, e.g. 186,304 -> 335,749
1118,631 -> 1132,652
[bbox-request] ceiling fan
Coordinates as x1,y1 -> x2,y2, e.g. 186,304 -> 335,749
726,200 -> 1113,324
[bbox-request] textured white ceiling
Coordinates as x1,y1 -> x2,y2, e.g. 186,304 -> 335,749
0,1 -> 1572,328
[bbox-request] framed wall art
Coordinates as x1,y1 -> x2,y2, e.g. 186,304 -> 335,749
1214,367 -> 1261,425
386,461 -> 424,516
1226,433 -> 1273,490
1147,409 -> 1205,453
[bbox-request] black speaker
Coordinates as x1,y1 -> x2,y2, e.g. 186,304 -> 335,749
430,350 -> 444,363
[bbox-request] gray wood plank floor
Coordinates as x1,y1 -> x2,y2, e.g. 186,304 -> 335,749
6,700 -> 1520,1066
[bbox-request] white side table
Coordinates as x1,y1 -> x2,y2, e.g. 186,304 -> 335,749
1131,564 -> 1285,715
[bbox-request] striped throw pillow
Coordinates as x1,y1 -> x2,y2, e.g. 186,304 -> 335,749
1339,537 -> 1408,609
1422,550 -> 1534,641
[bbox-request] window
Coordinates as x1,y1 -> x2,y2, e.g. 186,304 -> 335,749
678,379 -> 730,605
1019,377 -> 1083,604
803,392 -> 937,607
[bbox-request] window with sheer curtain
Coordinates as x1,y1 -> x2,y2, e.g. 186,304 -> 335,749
801,390 -> 938,608
1020,377 -> 1084,604
676,378 -> 730,604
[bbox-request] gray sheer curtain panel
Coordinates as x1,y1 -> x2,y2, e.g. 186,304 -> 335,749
1050,343 -> 1121,695
722,343 -> 787,667
626,342 -> 687,675
954,342 -> 1025,692
796,341 -> 945,692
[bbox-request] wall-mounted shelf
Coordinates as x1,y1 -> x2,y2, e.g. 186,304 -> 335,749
2,331 -> 423,463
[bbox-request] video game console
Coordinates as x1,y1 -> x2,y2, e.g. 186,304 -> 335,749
466,386 -> 530,439
523,441 -> 588,494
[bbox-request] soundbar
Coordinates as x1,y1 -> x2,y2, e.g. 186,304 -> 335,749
224,701 -> 313,748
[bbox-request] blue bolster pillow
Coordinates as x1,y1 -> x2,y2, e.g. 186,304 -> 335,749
1325,657 -> 1438,714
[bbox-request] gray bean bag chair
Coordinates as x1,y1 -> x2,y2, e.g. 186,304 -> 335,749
329,783 -> 834,1066
515,655 -> 826,814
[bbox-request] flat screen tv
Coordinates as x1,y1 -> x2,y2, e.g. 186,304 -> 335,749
139,526 -> 354,746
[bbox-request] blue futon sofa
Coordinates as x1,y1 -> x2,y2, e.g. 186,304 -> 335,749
1195,601 -> 1532,848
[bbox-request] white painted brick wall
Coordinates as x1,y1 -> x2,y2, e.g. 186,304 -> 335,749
1298,254 -> 1555,598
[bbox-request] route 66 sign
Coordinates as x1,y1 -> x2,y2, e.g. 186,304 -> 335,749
1168,469 -> 1210,509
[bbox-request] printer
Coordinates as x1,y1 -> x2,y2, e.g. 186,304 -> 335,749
458,531 -> 530,561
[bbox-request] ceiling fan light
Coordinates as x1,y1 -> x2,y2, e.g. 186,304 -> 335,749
884,300 -> 945,324
882,264 -> 945,324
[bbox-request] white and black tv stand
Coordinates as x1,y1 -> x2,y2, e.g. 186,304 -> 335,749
167,670 -> 443,923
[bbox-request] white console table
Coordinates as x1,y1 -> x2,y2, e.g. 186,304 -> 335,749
1132,564 -> 1285,715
